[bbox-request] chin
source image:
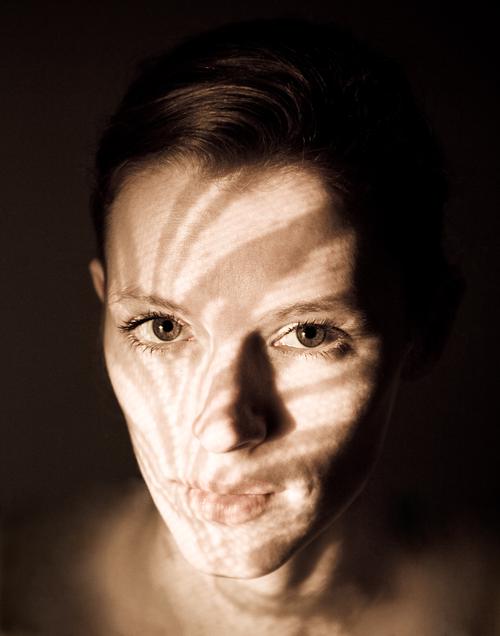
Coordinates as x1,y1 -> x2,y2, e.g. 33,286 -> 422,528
161,514 -> 298,579
175,503 -> 358,580
182,540 -> 298,580
153,477 -> 356,580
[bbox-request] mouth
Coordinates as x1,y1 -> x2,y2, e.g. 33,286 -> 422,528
167,478 -> 280,526
186,488 -> 273,525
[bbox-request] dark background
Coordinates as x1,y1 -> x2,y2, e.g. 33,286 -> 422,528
1,0 -> 499,533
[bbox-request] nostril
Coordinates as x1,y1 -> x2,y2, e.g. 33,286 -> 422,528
237,404 -> 267,441
193,405 -> 267,454
196,421 -> 254,454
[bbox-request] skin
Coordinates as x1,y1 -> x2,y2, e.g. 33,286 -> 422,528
90,161 -> 413,630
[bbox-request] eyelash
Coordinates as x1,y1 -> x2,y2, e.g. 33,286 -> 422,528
118,313 -> 351,359
118,311 -> 188,356
273,319 -> 352,360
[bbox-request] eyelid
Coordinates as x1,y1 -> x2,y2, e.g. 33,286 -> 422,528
271,319 -> 346,343
271,320 -> 351,356
118,311 -> 195,355
119,311 -> 188,332
119,312 -> 351,358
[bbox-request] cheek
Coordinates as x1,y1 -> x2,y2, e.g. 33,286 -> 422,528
103,319 -> 197,480
274,347 -> 390,505
277,346 -> 382,444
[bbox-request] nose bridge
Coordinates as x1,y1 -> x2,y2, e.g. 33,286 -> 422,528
200,353 -> 238,423
191,333 -> 267,453
203,336 -> 241,405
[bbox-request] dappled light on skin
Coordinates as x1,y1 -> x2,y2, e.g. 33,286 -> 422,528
99,161 -> 412,632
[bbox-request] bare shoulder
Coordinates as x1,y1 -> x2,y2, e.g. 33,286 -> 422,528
349,525 -> 500,636
2,479 -> 160,636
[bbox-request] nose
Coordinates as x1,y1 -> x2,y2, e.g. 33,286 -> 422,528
193,401 -> 267,453
192,332 -> 273,454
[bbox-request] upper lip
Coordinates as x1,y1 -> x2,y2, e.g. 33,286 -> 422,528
183,480 -> 279,496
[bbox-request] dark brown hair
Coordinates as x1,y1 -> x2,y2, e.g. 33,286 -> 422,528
91,18 -> 459,327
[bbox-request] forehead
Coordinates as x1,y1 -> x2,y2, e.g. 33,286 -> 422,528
106,163 -> 357,317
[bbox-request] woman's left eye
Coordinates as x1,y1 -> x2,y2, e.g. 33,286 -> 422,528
295,324 -> 328,347
273,322 -> 349,353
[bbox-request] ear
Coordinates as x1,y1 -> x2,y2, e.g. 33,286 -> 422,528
402,268 -> 465,380
89,258 -> 106,303
401,336 -> 434,380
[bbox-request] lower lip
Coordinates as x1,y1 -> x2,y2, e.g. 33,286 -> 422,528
186,488 -> 272,526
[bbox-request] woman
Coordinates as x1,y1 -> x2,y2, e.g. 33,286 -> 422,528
8,17 -> 490,636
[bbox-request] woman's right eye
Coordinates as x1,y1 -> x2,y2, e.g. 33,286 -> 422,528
149,317 -> 183,341
119,313 -> 191,351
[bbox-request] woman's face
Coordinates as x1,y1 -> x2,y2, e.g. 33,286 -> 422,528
93,162 -> 410,578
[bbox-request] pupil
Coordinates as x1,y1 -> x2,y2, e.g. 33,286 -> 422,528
296,324 -> 326,347
303,326 -> 317,340
162,320 -> 174,333
152,317 -> 180,341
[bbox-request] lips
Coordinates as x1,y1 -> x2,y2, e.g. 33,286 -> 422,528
168,478 -> 278,526
187,479 -> 278,496
186,488 -> 272,525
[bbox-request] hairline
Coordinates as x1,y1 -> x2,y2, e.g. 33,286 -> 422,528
101,150 -> 350,264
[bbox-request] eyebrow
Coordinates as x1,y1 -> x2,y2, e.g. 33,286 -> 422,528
261,296 -> 365,325
109,289 -> 192,318
110,288 -> 365,326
